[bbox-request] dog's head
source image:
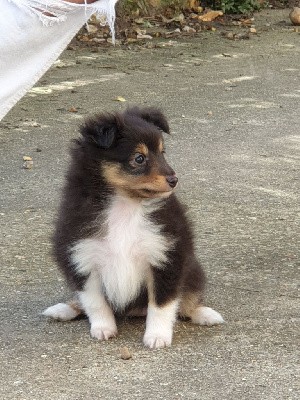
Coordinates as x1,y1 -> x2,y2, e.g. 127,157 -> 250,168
80,107 -> 178,199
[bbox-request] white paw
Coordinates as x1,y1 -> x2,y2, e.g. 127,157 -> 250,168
191,306 -> 224,326
42,303 -> 80,321
143,331 -> 172,349
90,323 -> 118,340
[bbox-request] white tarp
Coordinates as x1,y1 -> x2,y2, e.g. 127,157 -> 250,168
0,0 -> 117,120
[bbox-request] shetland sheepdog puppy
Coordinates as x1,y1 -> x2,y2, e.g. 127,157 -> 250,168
43,107 -> 224,348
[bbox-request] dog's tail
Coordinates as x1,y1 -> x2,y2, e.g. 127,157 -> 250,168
42,299 -> 83,321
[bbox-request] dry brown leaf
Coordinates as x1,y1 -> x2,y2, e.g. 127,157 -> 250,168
198,11 -> 223,22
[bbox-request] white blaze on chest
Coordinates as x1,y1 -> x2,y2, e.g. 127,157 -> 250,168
72,195 -> 171,310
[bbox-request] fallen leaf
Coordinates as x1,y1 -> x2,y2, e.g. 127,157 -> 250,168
23,156 -> 32,161
137,34 -> 153,40
198,11 -> 223,22
241,18 -> 253,26
161,13 -> 185,24
114,96 -> 126,102
68,107 -> 78,113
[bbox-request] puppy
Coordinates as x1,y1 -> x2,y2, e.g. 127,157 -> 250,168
43,107 -> 224,348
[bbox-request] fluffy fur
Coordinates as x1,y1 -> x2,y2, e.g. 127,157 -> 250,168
43,107 -> 224,348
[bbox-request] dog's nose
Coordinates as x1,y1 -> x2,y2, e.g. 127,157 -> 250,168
166,175 -> 178,188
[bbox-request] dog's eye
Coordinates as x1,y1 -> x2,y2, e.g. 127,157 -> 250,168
134,154 -> 145,165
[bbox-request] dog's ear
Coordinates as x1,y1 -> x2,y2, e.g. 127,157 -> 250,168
80,113 -> 122,149
126,107 -> 170,134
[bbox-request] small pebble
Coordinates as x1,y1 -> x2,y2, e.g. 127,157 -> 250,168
23,160 -> 33,169
120,346 -> 132,360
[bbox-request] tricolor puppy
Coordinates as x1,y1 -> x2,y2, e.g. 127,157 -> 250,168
43,107 -> 224,348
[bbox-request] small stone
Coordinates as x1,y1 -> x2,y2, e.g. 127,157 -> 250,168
23,160 -> 33,169
290,7 -> 300,26
224,32 -> 234,40
68,107 -> 78,113
120,346 -> 132,360
92,38 -> 106,43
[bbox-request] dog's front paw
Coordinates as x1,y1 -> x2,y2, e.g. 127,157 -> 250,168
90,323 -> 118,340
143,331 -> 172,349
191,306 -> 224,326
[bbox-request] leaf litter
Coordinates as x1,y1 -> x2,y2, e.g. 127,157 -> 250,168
70,5 -> 263,50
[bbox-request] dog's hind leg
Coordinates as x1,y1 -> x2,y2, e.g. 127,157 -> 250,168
190,305 -> 224,325
179,292 -> 224,325
43,299 -> 83,321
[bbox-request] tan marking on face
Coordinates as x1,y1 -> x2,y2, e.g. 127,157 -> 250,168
135,143 -> 148,156
102,163 -> 129,188
102,161 -> 175,199
135,173 -> 171,193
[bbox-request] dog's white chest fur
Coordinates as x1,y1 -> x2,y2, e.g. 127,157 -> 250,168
71,195 -> 170,310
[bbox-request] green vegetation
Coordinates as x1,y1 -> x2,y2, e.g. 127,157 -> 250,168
217,0 -> 262,14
